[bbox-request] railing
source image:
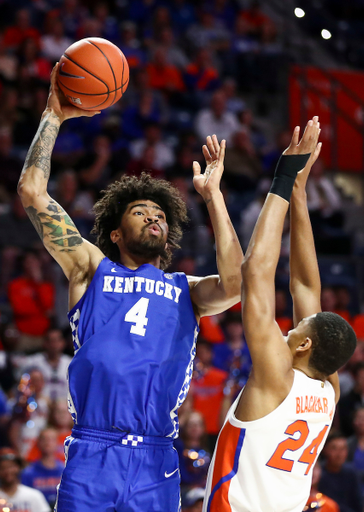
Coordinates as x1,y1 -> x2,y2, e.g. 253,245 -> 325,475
290,65 -> 364,173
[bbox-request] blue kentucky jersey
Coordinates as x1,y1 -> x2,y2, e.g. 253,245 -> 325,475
67,257 -> 199,438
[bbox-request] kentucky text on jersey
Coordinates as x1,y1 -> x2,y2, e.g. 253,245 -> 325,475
67,258 -> 199,438
102,275 -> 182,303
296,395 -> 329,414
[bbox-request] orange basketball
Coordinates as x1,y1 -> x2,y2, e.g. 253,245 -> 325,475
57,37 -> 129,111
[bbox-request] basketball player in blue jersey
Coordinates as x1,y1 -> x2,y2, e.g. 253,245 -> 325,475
17,64 -> 244,512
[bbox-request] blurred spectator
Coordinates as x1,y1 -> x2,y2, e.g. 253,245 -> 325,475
223,128 -> 262,192
186,9 -> 230,51
321,286 -> 338,314
182,487 -> 205,512
307,159 -> 350,255
118,21 -> 145,70
28,399 -> 73,464
174,411 -> 210,490
304,463 -> 340,512
319,432 -> 362,512
21,329 -> 72,401
348,406 -> 364,499
213,312 -> 251,379
76,134 -> 117,192
0,196 -> 41,255
40,19 -> 72,63
92,1 -> 119,43
128,0 -> 158,27
8,251 -> 54,349
339,362 -> 364,437
185,48 -> 220,94
0,389 -> 10,448
126,145 -> 163,179
221,77 -> 246,115
54,170 -> 94,237
195,90 -> 240,145
18,37 -> 52,85
170,0 -> 197,36
334,285 -> 353,322
0,128 -> 22,197
130,123 -> 175,170
0,448 -> 50,512
8,369 -> 50,458
21,428 -> 63,508
239,1 -> 274,39
122,91 -> 162,140
146,46 -> 185,98
191,339 -> 227,452
275,288 -> 292,335
58,0 -> 88,40
158,27 -> 189,70
0,37 -> 18,83
338,342 -> 364,396
240,178 -> 270,249
3,9 -> 40,52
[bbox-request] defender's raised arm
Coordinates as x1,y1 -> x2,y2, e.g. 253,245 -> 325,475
188,135 -> 244,317
238,119 -> 319,407
17,65 -> 104,306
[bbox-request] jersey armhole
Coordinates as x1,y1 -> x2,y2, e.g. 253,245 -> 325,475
68,256 -> 108,319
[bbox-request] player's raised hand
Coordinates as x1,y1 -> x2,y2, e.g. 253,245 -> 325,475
193,135 -> 226,202
44,63 -> 100,123
295,140 -> 322,190
283,116 -> 320,157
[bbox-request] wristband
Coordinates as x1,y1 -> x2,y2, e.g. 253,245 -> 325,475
270,154 -> 310,202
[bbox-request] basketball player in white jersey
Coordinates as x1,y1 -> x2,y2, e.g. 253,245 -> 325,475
203,117 -> 357,512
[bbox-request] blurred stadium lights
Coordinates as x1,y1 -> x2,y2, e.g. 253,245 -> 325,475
294,8 -> 305,18
321,29 -> 332,39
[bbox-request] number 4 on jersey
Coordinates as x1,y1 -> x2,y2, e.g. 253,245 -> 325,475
125,298 -> 149,336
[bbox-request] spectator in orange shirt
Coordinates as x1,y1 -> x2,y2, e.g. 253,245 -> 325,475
8,251 -> 54,351
3,9 -> 41,52
185,48 -> 220,93
27,399 -> 73,464
146,46 -> 185,98
191,339 -> 227,452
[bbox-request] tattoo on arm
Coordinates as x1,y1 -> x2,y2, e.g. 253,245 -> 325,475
22,114 -> 60,180
25,200 -> 83,252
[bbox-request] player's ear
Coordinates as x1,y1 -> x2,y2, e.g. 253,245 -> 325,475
110,228 -> 121,243
296,337 -> 312,354
165,242 -> 168,250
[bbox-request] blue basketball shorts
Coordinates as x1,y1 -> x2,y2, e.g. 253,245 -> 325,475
55,425 -> 181,512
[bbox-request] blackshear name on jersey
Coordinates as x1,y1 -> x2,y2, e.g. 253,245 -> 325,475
102,275 -> 182,303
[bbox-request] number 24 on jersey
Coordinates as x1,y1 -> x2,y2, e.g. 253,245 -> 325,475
267,420 -> 329,475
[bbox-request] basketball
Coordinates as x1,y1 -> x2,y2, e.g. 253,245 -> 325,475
57,37 -> 129,111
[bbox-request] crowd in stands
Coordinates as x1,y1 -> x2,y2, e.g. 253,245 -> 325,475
0,1 -> 363,511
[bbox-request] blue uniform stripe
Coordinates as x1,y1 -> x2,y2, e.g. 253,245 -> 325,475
207,428 -> 246,512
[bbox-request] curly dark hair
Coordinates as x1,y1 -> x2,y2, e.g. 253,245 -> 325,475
91,173 -> 188,270
308,311 -> 357,376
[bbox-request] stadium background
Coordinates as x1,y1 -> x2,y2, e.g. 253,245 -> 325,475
0,1 -> 364,511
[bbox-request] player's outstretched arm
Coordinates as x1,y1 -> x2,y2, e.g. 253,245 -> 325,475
290,118 -> 322,327
241,120 -> 319,389
289,121 -> 340,400
17,64 -> 104,299
188,135 -> 243,317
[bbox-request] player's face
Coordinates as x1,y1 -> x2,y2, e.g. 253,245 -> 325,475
119,200 -> 169,259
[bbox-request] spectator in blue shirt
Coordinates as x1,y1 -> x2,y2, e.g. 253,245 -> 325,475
21,428 -> 64,508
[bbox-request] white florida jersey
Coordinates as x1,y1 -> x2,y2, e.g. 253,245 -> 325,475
203,369 -> 336,512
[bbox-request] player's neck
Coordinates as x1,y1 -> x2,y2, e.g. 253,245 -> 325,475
292,364 -> 325,382
118,251 -> 161,270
